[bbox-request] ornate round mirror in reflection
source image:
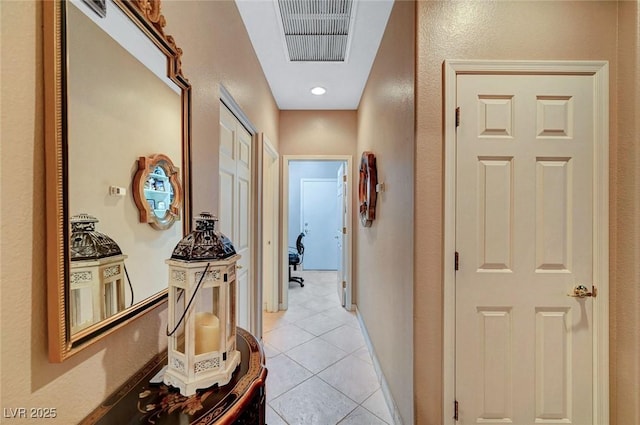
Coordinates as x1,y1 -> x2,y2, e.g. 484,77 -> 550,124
133,153 -> 183,230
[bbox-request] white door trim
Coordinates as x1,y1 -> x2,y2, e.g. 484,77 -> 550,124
281,155 -> 353,311
443,60 -> 609,425
220,84 -> 258,134
261,135 -> 279,313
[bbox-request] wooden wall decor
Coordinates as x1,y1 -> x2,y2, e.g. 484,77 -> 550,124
358,151 -> 378,227
133,153 -> 183,230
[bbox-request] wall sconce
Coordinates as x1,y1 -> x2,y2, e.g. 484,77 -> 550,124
163,212 -> 241,396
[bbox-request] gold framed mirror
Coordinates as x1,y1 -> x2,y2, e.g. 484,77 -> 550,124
44,0 -> 192,362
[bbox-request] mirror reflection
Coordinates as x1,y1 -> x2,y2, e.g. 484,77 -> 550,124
69,213 -> 128,333
61,0 -> 187,342
147,166 -> 173,218
67,0 -> 182,333
133,153 -> 183,230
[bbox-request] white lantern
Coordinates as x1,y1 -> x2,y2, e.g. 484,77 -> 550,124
163,213 -> 241,396
69,214 -> 127,333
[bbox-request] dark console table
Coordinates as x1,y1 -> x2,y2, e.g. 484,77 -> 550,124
81,328 -> 267,424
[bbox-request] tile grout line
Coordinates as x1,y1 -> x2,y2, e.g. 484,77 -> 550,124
268,363 -> 385,425
264,271 -> 393,425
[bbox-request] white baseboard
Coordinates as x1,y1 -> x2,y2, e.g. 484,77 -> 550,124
355,307 -> 404,425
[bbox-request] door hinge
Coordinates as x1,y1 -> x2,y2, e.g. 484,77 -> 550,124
455,251 -> 459,271
342,227 -> 347,234
454,400 -> 459,421
342,281 -> 346,289
455,107 -> 460,128
343,174 -> 347,182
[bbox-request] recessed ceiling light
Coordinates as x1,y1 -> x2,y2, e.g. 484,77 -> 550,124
311,86 -> 326,96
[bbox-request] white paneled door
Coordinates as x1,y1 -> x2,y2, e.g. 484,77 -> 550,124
301,178 -> 339,270
455,74 -> 599,424
219,102 -> 252,330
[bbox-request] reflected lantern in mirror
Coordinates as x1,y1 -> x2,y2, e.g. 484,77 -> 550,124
164,212 -> 241,396
69,213 -> 128,333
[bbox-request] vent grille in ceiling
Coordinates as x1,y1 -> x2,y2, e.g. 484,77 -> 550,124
277,0 -> 354,62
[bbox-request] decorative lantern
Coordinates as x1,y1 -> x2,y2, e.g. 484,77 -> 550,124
69,213 -> 128,333
164,212 -> 241,396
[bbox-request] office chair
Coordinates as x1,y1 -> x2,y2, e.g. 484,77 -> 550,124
288,232 -> 305,287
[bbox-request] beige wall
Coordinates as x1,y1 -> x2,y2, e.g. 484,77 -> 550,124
612,2 -> 640,425
355,1 -> 415,423
279,110 -> 357,157
415,1 -> 639,424
0,1 -> 278,423
161,0 -> 280,217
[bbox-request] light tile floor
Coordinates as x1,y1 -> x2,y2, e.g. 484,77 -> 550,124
263,271 -> 393,425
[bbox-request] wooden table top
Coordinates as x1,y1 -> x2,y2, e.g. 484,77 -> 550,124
81,327 -> 266,425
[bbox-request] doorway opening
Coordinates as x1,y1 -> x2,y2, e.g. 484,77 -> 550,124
281,156 -> 353,312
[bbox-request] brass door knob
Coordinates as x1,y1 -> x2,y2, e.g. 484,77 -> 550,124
567,284 -> 597,298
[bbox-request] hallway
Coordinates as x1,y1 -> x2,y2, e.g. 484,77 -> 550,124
263,271 -> 393,424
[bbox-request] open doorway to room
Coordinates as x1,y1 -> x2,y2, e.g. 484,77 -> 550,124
280,156 -> 353,312
263,155 -> 391,425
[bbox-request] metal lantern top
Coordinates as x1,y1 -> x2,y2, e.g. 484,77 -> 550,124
70,213 -> 123,261
170,212 -> 236,261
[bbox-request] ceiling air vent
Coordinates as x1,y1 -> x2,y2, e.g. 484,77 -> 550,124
277,0 -> 354,62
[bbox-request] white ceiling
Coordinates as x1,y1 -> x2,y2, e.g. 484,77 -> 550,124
235,0 -> 394,110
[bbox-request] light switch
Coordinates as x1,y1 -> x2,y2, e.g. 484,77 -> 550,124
109,186 -> 126,196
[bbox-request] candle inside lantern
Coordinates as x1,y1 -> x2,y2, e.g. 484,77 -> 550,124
195,312 -> 220,354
